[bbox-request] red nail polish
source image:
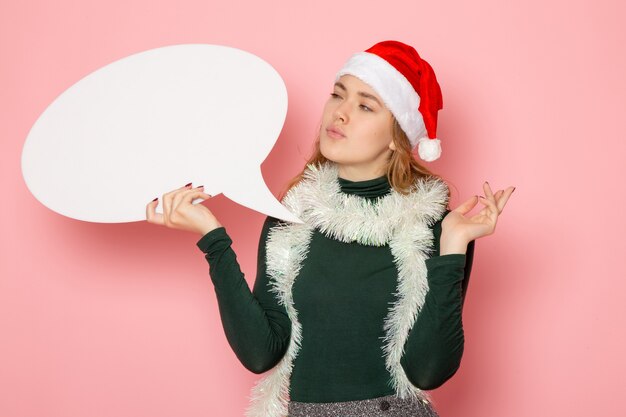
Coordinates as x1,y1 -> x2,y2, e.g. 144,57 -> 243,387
184,182 -> 192,187
152,197 -> 158,202
197,185 -> 204,188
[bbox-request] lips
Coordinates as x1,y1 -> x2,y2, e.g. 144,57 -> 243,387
325,126 -> 345,139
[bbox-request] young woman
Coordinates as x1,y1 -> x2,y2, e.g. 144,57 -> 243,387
146,40 -> 514,417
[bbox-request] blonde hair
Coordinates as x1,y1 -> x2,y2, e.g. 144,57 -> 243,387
279,118 -> 451,202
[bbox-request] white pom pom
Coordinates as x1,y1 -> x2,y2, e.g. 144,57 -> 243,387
417,137 -> 441,162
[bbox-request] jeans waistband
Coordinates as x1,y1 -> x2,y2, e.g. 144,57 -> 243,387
287,393 -> 439,417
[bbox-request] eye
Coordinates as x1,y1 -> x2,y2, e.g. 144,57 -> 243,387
360,104 -> 373,112
330,92 -> 342,99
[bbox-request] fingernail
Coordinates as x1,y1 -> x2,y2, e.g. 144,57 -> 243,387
152,197 -> 158,202
184,182 -> 192,187
197,185 -> 204,188
512,187 -> 516,193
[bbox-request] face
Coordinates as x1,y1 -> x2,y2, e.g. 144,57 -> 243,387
319,74 -> 396,180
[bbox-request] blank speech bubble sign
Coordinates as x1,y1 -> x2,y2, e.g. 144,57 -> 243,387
21,44 -> 303,224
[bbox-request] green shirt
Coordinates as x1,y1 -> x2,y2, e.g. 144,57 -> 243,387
196,174 -> 475,403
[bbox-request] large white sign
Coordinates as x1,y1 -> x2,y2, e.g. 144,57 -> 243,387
21,44 -> 302,224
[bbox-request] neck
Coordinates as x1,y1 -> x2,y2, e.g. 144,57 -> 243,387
337,163 -> 387,182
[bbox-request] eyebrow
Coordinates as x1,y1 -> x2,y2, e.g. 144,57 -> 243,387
334,81 -> 382,106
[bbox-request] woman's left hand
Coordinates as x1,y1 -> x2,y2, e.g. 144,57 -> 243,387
442,182 -> 515,245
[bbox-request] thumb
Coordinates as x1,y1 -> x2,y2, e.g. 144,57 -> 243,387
451,195 -> 479,215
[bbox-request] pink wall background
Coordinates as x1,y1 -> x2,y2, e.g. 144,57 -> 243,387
2,0 -> 625,416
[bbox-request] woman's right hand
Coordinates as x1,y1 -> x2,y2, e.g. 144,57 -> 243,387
146,183 -> 222,236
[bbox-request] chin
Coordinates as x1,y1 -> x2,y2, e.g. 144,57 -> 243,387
319,143 -> 342,164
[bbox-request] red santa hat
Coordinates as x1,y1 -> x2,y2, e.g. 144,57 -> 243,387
335,40 -> 443,162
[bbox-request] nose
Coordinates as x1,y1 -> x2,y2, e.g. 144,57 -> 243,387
333,101 -> 349,123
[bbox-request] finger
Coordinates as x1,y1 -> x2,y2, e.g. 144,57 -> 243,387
483,181 -> 496,202
146,198 -> 164,225
495,186 -> 515,213
477,194 -> 499,222
163,182 -> 192,222
473,189 -> 500,217
172,186 -> 210,212
491,189 -> 505,214
180,188 -> 213,205
475,200 -> 492,219
451,195 -> 480,215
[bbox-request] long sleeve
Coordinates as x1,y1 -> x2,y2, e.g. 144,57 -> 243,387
400,211 -> 476,390
196,216 -> 291,374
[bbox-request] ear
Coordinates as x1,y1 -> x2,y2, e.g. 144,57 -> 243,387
388,140 -> 397,151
